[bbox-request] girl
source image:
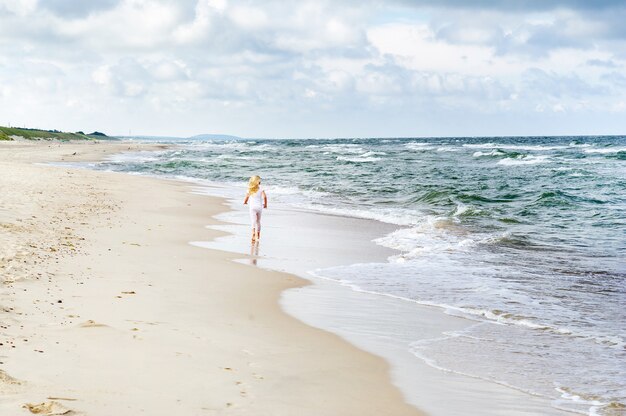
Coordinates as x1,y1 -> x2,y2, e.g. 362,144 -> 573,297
243,175 -> 267,243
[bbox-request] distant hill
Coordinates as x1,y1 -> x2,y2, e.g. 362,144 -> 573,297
0,126 -> 112,141
188,133 -> 243,141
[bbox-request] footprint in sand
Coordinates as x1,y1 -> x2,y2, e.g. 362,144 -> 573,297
22,400 -> 76,415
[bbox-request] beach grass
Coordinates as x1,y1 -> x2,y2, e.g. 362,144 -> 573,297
0,126 -> 112,141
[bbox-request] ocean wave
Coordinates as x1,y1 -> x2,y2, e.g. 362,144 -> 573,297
314,144 -> 366,154
373,218 -> 482,258
555,387 -> 610,415
409,335 -> 621,415
105,151 -> 165,164
410,189 -> 454,204
464,143 -> 568,151
263,185 -> 332,202
405,142 -> 434,150
216,154 -> 255,160
337,155 -> 381,163
439,306 -> 626,349
463,142 -> 497,149
182,141 -> 252,151
569,142 -> 592,148
583,146 -> 626,154
497,155 -> 551,165
361,151 -> 387,156
312,259 -> 626,350
473,149 -> 506,157
452,203 -> 484,217
532,190 -> 608,207
239,143 -> 275,152
263,185 -> 302,195
293,203 -> 418,226
313,263 -> 626,352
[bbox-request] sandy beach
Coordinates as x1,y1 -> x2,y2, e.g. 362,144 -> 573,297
3,1 -> 624,414
0,140 -> 422,415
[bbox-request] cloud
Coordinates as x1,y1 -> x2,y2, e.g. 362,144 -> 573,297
38,0 -> 121,18
0,0 -> 624,137
429,9 -> 615,58
601,71 -> 626,87
587,59 -> 619,68
522,68 -> 608,98
0,0 -> 37,16
392,0 -> 626,12
92,58 -> 150,97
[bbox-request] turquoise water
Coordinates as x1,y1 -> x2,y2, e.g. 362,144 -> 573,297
96,136 -> 625,415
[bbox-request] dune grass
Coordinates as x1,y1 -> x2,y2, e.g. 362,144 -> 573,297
0,126 -> 110,141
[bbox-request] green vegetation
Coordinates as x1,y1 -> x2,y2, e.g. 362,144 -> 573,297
0,126 -> 112,141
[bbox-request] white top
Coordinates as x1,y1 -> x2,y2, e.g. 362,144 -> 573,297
248,187 -> 264,209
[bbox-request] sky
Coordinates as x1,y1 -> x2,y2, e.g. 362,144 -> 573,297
1,0 -> 626,138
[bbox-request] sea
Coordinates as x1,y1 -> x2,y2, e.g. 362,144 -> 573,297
85,135 -> 625,415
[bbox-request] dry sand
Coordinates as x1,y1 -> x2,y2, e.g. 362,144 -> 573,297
0,140 -> 422,415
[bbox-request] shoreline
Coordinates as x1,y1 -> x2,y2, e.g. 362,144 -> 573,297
0,141 -> 422,415
189,182 -> 577,416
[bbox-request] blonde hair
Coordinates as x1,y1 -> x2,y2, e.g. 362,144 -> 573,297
248,175 -> 261,195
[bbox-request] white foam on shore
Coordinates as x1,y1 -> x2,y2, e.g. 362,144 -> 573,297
293,203 -> 418,226
104,151 -> 166,163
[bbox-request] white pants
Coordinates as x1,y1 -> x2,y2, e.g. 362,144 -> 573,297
249,207 -> 262,232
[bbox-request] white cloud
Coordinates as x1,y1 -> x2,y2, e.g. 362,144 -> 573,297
367,23 -> 497,76
229,5 -> 268,29
174,0 -> 219,44
92,65 -> 112,85
151,60 -> 189,81
58,0 -> 182,49
0,0 -> 624,137
0,0 -> 37,16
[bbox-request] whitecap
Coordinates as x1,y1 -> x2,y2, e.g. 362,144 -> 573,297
361,151 -> 387,157
583,146 -> 626,154
337,156 -> 381,163
464,143 -> 567,151
473,150 -> 505,157
497,155 -> 551,166
462,143 -> 498,149
569,142 -> 592,148
405,142 -> 434,150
